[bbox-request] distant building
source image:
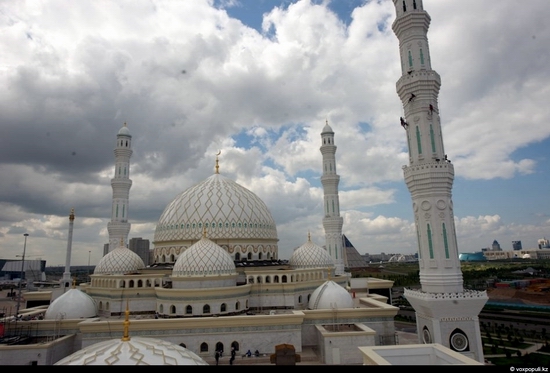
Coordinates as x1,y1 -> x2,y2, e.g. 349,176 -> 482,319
538,238 -> 550,249
129,237 -> 151,267
512,241 -> 522,251
491,240 -> 502,251
459,252 -> 487,262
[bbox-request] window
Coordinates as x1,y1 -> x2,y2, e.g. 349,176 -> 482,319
203,304 -> 210,314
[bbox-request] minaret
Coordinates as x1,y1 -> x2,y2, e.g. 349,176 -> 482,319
320,120 -> 345,275
107,122 -> 133,252
61,208 -> 75,290
392,0 -> 487,363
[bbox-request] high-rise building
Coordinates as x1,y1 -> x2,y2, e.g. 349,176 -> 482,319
512,241 -> 523,251
320,120 -> 345,275
107,122 -> 133,252
392,0 -> 487,363
129,237 -> 151,267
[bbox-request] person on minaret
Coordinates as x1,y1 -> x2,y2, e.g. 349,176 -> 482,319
107,122 -> 133,252
320,120 -> 345,275
61,208 -> 75,291
392,0 -> 487,363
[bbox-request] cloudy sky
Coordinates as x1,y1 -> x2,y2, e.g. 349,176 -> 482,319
1,0 -> 549,267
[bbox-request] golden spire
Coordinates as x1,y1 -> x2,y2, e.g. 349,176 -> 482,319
327,267 -> 332,280
124,121 -> 127,127
121,300 -> 131,342
72,278 -> 76,289
215,150 -> 221,174
308,231 -> 311,242
203,227 -> 207,238
120,237 -> 124,248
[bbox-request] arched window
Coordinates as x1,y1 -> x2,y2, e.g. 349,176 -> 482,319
179,343 -> 187,348
170,305 -> 176,314
203,304 -> 210,314
216,342 -> 224,355
200,342 -> 209,352
231,341 -> 240,352
221,303 -> 227,312
247,252 -> 252,260
235,301 -> 240,310
235,253 -> 241,261
186,305 -> 193,314
298,295 -> 302,303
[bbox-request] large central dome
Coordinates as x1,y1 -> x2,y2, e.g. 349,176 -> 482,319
153,173 -> 279,263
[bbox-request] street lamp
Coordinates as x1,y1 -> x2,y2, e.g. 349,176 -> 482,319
15,233 -> 29,317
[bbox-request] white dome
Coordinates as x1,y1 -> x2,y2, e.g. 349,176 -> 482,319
45,288 -> 97,320
289,236 -> 334,269
94,245 -> 145,275
321,120 -> 333,134
308,280 -> 354,310
117,123 -> 131,136
54,337 -> 208,365
153,173 -> 278,261
172,236 -> 236,277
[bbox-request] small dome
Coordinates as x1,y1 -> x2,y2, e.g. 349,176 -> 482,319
172,236 -> 236,277
118,123 -> 131,136
289,236 -> 334,269
94,243 -> 145,275
45,288 -> 97,320
321,120 -> 333,134
308,280 -> 354,310
54,337 -> 208,365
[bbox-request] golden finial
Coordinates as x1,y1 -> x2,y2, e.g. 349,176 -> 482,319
121,300 -> 131,341
69,208 -> 75,221
203,227 -> 207,238
215,150 -> 221,174
120,237 -> 124,247
327,267 -> 332,280
124,121 -> 127,127
308,231 -> 311,242
72,279 -> 76,289
326,119 -> 329,126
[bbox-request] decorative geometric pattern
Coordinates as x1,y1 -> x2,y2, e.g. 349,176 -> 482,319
54,337 -> 209,365
172,237 -> 236,277
289,239 -> 335,269
154,174 -> 278,242
94,247 -> 145,275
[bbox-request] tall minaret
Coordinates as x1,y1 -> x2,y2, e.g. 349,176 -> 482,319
61,208 -> 75,290
392,0 -> 487,363
320,120 -> 345,275
107,122 -> 133,252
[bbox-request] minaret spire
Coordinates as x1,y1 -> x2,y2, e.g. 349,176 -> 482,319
392,0 -> 487,362
107,122 -> 133,252
320,120 -> 344,275
61,208 -> 75,290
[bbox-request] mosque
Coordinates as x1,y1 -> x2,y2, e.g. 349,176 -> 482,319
0,0 -> 486,366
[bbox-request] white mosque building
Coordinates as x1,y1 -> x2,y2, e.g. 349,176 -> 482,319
0,1 -> 485,366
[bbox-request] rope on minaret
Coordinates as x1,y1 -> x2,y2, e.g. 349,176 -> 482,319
215,150 -> 221,174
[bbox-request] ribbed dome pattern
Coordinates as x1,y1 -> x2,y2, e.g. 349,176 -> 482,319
172,237 -> 236,277
308,280 -> 354,310
54,337 -> 208,365
45,288 -> 97,320
289,238 -> 335,269
94,247 -> 145,275
154,174 -> 278,242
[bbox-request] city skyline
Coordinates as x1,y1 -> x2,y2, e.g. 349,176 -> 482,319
1,0 -> 549,266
